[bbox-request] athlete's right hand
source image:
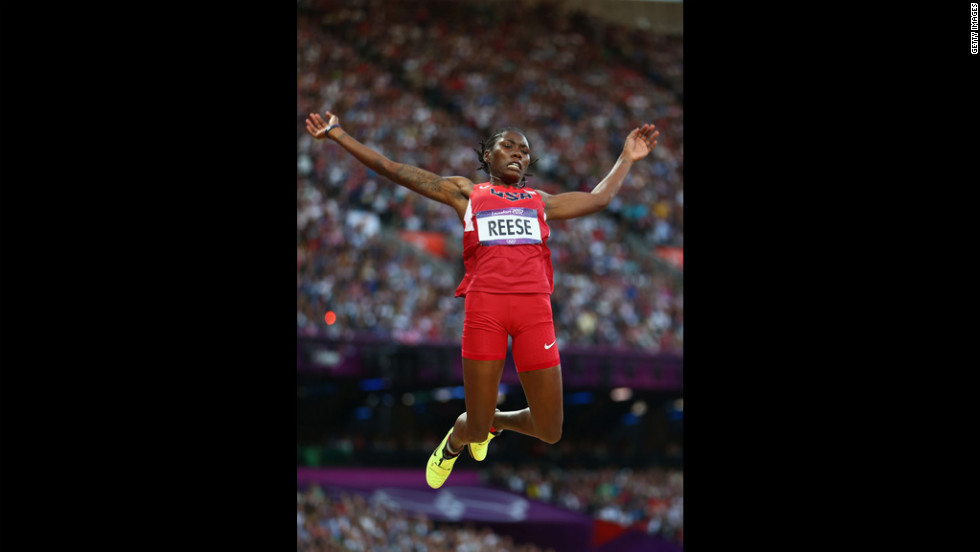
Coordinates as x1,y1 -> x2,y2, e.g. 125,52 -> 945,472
305,110 -> 340,140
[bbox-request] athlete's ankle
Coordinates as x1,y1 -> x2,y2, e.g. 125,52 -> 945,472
444,433 -> 463,458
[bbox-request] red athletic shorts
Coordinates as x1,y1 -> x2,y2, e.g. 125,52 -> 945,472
461,291 -> 560,372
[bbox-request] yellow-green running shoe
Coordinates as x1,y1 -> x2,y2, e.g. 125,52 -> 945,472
467,429 -> 501,461
426,428 -> 460,489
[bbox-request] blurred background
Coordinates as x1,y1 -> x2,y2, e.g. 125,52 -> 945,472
297,0 -> 683,550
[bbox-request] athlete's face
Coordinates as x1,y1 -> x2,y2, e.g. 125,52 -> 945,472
485,131 -> 530,185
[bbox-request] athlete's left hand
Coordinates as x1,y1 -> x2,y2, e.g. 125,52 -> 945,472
623,124 -> 659,162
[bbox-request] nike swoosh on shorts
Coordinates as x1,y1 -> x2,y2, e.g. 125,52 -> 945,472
544,341 -> 556,349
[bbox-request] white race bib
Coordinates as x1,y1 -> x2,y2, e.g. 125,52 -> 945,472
475,207 -> 542,246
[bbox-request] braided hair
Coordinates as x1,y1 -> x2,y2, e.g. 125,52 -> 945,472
474,127 -> 539,187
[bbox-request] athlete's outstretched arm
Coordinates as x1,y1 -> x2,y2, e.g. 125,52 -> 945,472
305,110 -> 472,217
539,124 -> 659,221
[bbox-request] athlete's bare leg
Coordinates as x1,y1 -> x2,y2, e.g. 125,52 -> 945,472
447,358 -> 506,451
491,364 -> 563,444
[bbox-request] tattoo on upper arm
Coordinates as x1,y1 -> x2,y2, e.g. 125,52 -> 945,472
395,165 -> 443,195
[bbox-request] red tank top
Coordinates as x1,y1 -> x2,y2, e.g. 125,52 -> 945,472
454,183 -> 553,297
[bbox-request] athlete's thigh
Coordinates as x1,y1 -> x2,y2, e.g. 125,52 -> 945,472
462,291 -> 509,361
517,364 -> 563,427
509,294 -> 559,372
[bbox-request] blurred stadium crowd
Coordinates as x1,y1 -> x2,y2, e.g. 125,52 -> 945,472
298,463 -> 683,551
487,465 -> 683,543
298,487 -> 554,551
297,0 -> 683,353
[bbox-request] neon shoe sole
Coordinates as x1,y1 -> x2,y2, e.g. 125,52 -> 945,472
468,430 -> 499,462
426,428 -> 459,489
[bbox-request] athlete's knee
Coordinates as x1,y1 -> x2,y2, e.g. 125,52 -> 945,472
537,422 -> 562,444
539,428 -> 561,445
